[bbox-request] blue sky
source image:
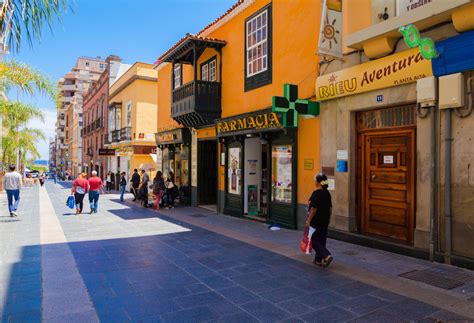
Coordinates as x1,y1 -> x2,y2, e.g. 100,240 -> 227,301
10,0 -> 236,159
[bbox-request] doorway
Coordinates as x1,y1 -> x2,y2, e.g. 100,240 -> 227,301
198,140 -> 217,207
357,106 -> 416,243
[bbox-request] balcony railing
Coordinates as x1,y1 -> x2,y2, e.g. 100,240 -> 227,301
112,130 -> 120,142
120,127 -> 131,141
171,80 -> 221,128
90,122 -> 96,132
95,117 -> 102,129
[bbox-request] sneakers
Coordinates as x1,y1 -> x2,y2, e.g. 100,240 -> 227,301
11,211 -> 18,217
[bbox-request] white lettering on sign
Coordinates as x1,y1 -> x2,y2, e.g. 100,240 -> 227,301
397,0 -> 432,15
336,150 -> 348,160
383,156 -> 394,164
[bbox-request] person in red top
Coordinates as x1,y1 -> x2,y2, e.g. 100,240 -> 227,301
88,170 -> 104,214
72,172 -> 89,214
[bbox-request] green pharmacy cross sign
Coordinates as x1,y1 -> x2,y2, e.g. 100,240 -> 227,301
272,84 -> 319,128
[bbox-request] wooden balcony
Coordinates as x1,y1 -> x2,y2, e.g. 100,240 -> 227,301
120,127 -> 131,141
111,130 -> 120,143
171,80 -> 221,128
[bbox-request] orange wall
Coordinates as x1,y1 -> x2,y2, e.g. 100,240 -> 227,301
342,0 -> 372,53
157,64 -> 180,131
297,116 -> 320,203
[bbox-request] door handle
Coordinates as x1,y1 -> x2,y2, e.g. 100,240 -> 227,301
371,174 -> 377,179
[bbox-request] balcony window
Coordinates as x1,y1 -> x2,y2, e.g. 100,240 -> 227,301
201,57 -> 217,82
244,4 -> 272,91
174,64 -> 182,89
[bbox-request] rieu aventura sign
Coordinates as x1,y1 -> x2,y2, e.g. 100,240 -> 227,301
316,48 -> 433,101
216,110 -> 283,136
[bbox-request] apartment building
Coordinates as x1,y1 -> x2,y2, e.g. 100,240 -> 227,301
105,62 -> 158,189
55,56 -> 107,177
82,55 -> 126,179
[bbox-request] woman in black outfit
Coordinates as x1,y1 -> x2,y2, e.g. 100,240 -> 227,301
305,173 -> 333,267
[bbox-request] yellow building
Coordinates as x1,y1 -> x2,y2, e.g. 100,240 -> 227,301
105,62 -> 158,188
155,0 -> 322,228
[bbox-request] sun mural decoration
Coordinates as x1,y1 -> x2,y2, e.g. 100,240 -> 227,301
321,13 -> 340,50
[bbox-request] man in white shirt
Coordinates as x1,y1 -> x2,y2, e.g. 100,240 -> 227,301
4,165 -> 23,217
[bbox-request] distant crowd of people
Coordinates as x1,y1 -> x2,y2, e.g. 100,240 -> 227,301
68,168 -> 177,214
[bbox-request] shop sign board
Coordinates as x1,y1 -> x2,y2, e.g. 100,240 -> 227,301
98,149 -> 115,156
316,48 -> 433,101
155,129 -> 183,145
272,84 -> 319,128
216,109 -> 283,136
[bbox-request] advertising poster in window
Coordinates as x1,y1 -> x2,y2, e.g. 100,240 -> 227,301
247,185 -> 258,215
228,147 -> 241,195
272,145 -> 292,203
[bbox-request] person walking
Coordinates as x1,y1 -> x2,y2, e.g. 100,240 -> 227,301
39,173 -> 45,187
72,172 -> 89,214
4,165 -> 23,217
130,169 -> 140,201
88,170 -> 103,214
152,171 -> 165,210
105,171 -> 113,193
165,171 -> 176,209
139,169 -> 150,207
53,172 -> 57,184
119,172 -> 127,202
305,173 -> 333,267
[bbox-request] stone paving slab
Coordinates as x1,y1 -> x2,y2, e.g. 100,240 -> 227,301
0,182 -> 472,322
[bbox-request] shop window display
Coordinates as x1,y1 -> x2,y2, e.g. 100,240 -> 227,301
228,147 -> 241,195
272,145 -> 292,203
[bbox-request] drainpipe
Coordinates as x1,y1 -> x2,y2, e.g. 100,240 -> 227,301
444,108 -> 452,265
429,106 -> 437,262
416,102 -> 437,262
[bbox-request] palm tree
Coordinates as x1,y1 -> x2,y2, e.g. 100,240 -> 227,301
0,0 -> 70,53
0,60 -> 56,97
0,100 -> 45,168
0,61 -> 54,171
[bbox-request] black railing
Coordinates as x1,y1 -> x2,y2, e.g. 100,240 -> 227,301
105,134 -> 111,145
112,130 -> 120,142
120,127 -> 131,141
90,122 -> 96,132
95,118 -> 102,129
171,80 -> 221,126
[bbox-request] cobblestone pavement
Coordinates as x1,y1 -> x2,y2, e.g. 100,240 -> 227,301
0,181 -> 472,322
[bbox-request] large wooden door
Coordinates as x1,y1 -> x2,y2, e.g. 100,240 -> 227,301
198,140 -> 217,205
361,130 -> 415,243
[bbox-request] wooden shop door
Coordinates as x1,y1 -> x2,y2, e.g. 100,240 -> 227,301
357,106 -> 416,243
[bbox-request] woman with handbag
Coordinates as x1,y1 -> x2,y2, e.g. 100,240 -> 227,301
165,171 -> 175,209
152,171 -> 165,210
72,172 -> 89,214
305,173 -> 333,267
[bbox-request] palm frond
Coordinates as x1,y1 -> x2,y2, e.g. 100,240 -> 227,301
0,60 -> 57,99
0,0 -> 71,53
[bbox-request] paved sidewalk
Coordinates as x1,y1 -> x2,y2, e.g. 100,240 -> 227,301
0,182 -> 472,322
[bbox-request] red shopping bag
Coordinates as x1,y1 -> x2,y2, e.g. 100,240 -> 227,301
300,226 -> 312,253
